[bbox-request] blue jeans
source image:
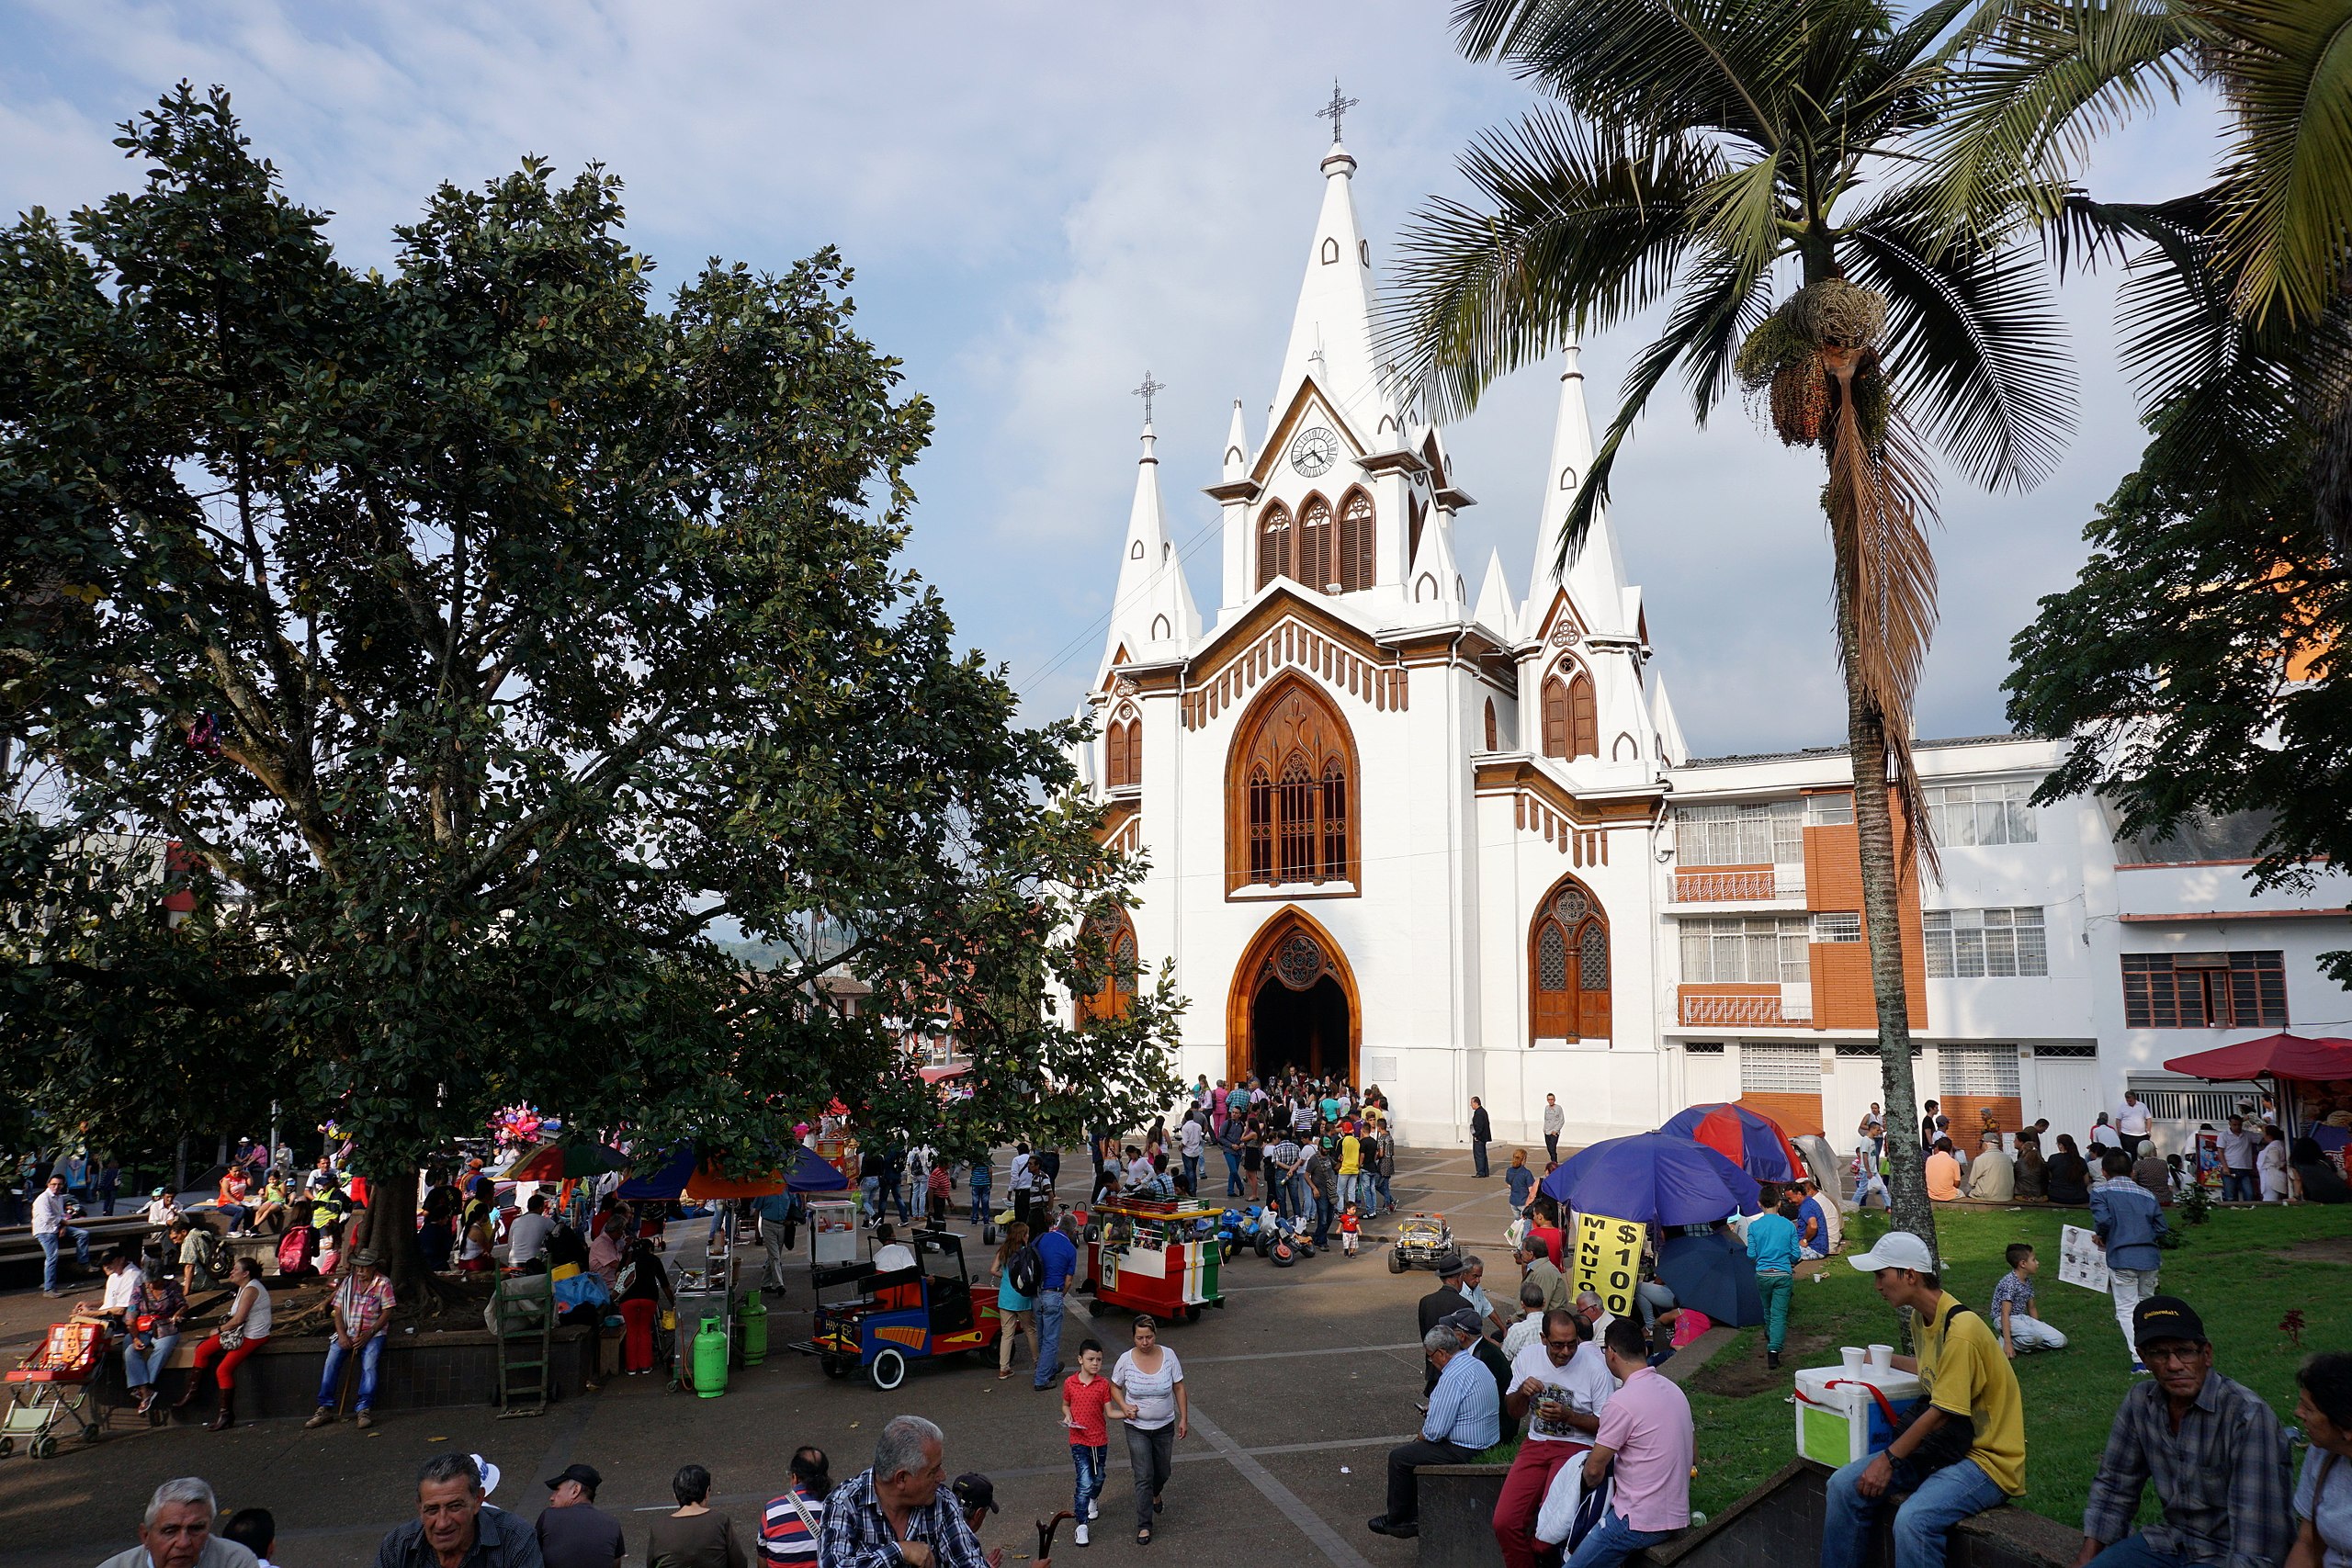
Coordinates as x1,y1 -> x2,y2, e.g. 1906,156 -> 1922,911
123,1332 -> 179,1390
1072,1442 -> 1107,1518
1224,1149 -> 1244,1196
318,1334 -> 386,1412
1563,1507 -> 1671,1568
1822,1454 -> 2007,1568
1374,1172 -> 1394,1211
1033,1290 -> 1067,1387
2085,1535 -> 2193,1568
2224,1169 -> 2257,1202
970,1186 -> 990,1224
1314,1196 -> 1334,1247
1182,1156 -> 1202,1193
38,1227 -> 89,1292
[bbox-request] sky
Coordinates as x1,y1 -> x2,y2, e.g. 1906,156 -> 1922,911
0,1 -> 2227,757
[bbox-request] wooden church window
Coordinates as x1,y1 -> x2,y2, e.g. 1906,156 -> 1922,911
1257,503 -> 1292,592
1226,676 -> 1358,893
1105,718 -> 1142,788
1484,699 -> 1498,751
1077,907 -> 1139,1025
1541,669 -> 1598,760
1299,496 -> 1333,591
1338,491 -> 1374,591
1531,876 -> 1610,1042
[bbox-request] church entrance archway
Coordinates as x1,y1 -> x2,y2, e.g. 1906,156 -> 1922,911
1225,908 -> 1359,1085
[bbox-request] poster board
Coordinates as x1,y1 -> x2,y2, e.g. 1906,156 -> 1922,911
1574,1212 -> 1645,1318
2058,1224 -> 2110,1293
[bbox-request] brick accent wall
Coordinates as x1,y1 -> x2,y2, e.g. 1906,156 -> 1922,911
1804,821 -> 1927,1031
1736,1091 -> 1825,1138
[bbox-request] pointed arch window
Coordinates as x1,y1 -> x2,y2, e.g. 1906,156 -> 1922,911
1106,716 -> 1142,788
1078,907 -> 1140,1025
1226,676 -> 1359,893
1484,699 -> 1498,751
1338,491 -> 1374,591
1531,877 -> 1610,1042
1541,667 -> 1598,760
1299,495 -> 1334,592
1257,503 -> 1292,592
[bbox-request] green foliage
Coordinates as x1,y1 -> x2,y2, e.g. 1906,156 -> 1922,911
2177,1179 -> 2212,1226
1733,309 -> 1811,394
0,85 -> 1182,1196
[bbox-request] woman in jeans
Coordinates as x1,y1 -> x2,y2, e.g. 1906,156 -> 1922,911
992,1223 -> 1036,1380
1110,1315 -> 1187,1546
121,1269 -> 189,1416
175,1255 -> 271,1430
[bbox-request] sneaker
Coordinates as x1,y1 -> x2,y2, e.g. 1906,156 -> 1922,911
305,1408 -> 336,1428
356,1411 -> 372,1429
40,1290 -> 62,1299
1089,1500 -> 1099,1520
1075,1524 -> 1089,1548
2132,1359 -> 2150,1375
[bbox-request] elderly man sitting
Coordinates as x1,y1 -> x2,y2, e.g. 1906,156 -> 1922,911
1967,1137 -> 2016,1202
817,1414 -> 993,1568
98,1478 -> 260,1568
1368,1325 -> 1503,1539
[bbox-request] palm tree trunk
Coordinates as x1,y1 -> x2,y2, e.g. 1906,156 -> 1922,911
1838,605 -> 1939,1260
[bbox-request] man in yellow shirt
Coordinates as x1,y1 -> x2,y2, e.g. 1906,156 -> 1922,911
1338,1131 -> 1363,1212
1820,1231 -> 2025,1568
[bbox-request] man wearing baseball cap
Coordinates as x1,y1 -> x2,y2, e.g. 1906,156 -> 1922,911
1820,1231 -> 2025,1568
537,1463 -> 623,1568
2075,1296 -> 2292,1567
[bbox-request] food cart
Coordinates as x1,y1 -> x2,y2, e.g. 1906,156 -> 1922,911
1080,1195 -> 1227,1323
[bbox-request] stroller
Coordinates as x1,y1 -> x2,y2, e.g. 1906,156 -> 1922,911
3,1320 -> 110,1459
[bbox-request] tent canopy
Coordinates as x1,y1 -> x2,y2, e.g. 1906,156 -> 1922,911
2163,1033 -> 2352,1083
786,1145 -> 849,1193
616,1144 -> 803,1201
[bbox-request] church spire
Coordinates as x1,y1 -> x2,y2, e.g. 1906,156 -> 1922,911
1103,408 -> 1198,664
1526,338 -> 1631,637
1272,98 -> 1396,442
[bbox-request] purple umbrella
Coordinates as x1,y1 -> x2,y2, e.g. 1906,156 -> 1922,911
1536,1133 -> 1763,1227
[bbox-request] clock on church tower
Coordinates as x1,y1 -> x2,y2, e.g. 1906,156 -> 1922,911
1289,425 -> 1339,477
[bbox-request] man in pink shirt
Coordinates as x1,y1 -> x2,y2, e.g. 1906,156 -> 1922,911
1565,1316 -> 1693,1566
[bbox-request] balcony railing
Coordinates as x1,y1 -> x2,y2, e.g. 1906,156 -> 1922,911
1672,869 -> 1804,903
1679,992 -> 1792,1027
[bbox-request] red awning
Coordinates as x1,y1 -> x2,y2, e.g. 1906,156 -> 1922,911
2164,1032 -> 2352,1083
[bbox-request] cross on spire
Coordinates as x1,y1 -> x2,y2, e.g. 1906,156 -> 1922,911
1317,79 -> 1359,144
1133,370 -> 1166,426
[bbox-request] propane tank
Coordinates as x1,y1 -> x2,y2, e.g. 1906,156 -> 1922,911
691,1314 -> 729,1397
738,1293 -> 769,1366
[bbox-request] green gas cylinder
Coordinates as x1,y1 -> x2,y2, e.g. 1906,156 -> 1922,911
738,1293 -> 769,1366
691,1315 -> 729,1398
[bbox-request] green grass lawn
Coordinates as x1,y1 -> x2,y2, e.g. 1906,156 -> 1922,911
1679,1201 -> 2352,1526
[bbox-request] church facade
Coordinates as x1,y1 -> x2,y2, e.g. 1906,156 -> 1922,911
1073,135 -> 2352,1154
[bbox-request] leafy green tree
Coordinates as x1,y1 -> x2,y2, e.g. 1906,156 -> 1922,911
0,86 -> 1180,1291
1385,0 -> 2092,1253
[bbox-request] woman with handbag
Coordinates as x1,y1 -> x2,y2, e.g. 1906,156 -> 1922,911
121,1269 -> 189,1416
175,1255 -> 272,1430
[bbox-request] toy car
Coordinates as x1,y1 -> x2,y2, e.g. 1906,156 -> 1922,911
799,1229 -> 1000,1391
1388,1212 -> 1455,1274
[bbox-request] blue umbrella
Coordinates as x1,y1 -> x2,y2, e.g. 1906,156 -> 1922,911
1657,1230 -> 1766,1328
1536,1133 -> 1762,1227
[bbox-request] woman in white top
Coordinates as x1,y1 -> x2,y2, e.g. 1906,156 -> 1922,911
175,1255 -> 272,1430
2260,1124 -> 2294,1202
1110,1315 -> 1187,1546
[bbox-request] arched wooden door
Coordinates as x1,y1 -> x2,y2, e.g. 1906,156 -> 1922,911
1530,876 -> 1610,1043
1224,907 -> 1360,1085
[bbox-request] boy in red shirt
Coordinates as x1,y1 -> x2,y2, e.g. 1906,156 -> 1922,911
1060,1337 -> 1132,1545
1340,1202 -> 1361,1257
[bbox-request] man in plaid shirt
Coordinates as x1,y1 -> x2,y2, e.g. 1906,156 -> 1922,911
817,1416 -> 991,1568
307,1248 -> 397,1430
2076,1295 -> 2293,1568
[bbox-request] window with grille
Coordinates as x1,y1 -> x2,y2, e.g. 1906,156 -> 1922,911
1538,925 -> 1568,989
1677,801 -> 1804,865
1228,679 -> 1356,891
1256,503 -> 1292,591
2121,952 -> 2288,1029
1939,1044 -> 2021,1097
1923,908 -> 2048,977
1679,916 -> 1810,983
1532,878 -> 1610,1041
1741,1044 -> 1820,1093
1813,912 -> 1861,943
1806,793 -> 1854,827
1926,781 -> 2038,846
1685,1042 -> 1726,1055
1581,922 -> 1609,990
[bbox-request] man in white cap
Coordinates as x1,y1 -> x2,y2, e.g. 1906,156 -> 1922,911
1819,1231 -> 2026,1568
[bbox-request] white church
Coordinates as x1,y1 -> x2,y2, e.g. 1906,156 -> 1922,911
1071,131 -> 2352,1155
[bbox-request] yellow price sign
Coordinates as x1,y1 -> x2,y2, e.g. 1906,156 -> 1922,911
1573,1212 -> 1645,1319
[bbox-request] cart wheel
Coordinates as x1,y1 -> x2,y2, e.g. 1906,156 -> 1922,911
1182,1305 -> 1202,1325
868,1348 -> 908,1393
1213,1296 -> 1227,1309
30,1436 -> 56,1461
1084,1297 -> 1105,1316
149,1404 -> 168,1427
821,1356 -> 850,1380
0,1436 -> 13,1458
1387,1251 -> 1405,1274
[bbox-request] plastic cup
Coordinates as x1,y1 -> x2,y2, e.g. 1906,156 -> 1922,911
1839,1346 -> 1866,1372
1867,1343 -> 1894,1371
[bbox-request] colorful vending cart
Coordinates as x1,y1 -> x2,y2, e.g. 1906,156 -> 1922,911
1081,1196 -> 1227,1324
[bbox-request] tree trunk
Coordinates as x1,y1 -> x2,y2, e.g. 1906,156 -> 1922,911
355,1166 -> 441,1311
1839,621 -> 1939,1263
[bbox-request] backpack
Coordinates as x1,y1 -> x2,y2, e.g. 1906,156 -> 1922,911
1008,1243 -> 1044,1297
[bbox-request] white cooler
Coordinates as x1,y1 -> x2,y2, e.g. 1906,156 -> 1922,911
1792,1362 -> 1922,1467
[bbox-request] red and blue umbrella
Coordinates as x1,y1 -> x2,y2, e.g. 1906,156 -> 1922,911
1537,1133 -> 1762,1227
1657,1102 -> 1806,1185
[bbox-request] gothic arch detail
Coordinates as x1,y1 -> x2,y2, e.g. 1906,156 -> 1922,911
1256,502 -> 1293,592
1223,905 -> 1361,1084
1530,874 -> 1610,1043
1541,661 -> 1598,760
1225,673 -> 1359,895
1151,614 -> 1171,641
1337,487 -> 1374,592
1077,906 -> 1139,1026
1105,712 -> 1143,788
1298,493 -> 1334,591
1321,236 -> 1340,265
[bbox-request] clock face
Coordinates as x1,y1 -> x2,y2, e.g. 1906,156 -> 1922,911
1289,425 -> 1339,477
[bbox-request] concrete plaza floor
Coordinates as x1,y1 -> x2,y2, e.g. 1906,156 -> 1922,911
10,1145 -> 1532,1568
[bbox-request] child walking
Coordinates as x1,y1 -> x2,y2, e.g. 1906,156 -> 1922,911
1061,1337 -> 1130,1546
1339,1202 -> 1360,1257
1991,1242 -> 2067,1356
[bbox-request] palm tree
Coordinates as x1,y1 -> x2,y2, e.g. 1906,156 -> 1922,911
1386,0 -> 2090,1253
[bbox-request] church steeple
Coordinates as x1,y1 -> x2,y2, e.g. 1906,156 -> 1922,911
1272,118 -> 1396,443
1526,339 -> 1631,637
1103,411 -> 1199,664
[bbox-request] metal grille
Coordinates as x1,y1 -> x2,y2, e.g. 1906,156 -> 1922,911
1580,922 -> 1609,990
2126,1075 -> 2262,1123
1939,1044 -> 2021,1098
1555,886 -> 1591,923
1537,924 -> 1568,991
1741,1043 -> 1821,1093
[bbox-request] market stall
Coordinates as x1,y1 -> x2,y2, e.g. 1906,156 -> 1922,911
1080,1195 -> 1227,1323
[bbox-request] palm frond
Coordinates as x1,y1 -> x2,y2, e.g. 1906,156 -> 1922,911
1555,248 -> 1772,569
1844,198 -> 2075,490
2199,0 -> 2352,326
1381,110 -> 1723,420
